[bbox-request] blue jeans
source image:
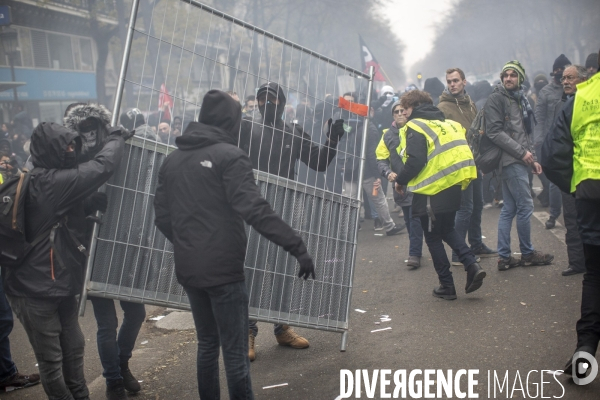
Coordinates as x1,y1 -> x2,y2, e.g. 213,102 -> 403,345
7,295 -> 89,400
90,297 -> 146,384
497,163 -> 535,259
453,174 -> 484,260
0,281 -> 16,381
248,320 -> 283,336
420,212 -> 477,287
402,206 -> 423,257
185,281 -> 254,400
548,182 -> 563,219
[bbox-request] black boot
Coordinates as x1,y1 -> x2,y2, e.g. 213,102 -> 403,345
106,379 -> 127,400
465,263 -> 486,294
120,363 -> 141,393
433,284 -> 457,300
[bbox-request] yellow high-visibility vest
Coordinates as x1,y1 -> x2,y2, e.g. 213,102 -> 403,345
402,118 -> 476,195
571,73 -> 600,193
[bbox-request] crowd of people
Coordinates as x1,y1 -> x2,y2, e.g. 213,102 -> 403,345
0,47 -> 598,400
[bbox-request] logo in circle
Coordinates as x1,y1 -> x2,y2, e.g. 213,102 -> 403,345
572,351 -> 598,386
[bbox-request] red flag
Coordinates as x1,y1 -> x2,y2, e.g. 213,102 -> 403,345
338,96 -> 369,117
158,83 -> 173,121
359,35 -> 385,82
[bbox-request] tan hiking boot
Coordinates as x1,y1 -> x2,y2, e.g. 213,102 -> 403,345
275,325 -> 309,348
248,330 -> 256,361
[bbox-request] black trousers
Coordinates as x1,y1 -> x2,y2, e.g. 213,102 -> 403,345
420,211 -> 477,287
561,192 -> 585,271
575,198 -> 600,352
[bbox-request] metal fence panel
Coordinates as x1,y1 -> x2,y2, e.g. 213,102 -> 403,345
81,0 -> 373,349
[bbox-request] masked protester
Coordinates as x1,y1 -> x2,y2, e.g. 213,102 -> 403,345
64,103 -> 112,163
2,122 -> 130,400
67,104 -> 146,399
238,81 -> 344,361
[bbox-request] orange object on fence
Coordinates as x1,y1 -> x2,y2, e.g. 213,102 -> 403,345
338,96 -> 369,117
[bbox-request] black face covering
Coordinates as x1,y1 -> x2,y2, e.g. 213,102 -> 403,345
63,152 -> 77,169
77,118 -> 108,162
553,70 -> 563,84
259,100 -> 281,126
534,81 -> 547,93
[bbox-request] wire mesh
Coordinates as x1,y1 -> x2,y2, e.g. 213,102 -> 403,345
83,0 -> 372,343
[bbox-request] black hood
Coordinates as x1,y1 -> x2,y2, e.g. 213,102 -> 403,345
0,139 -> 12,154
257,82 -> 287,107
176,90 -> 241,150
30,122 -> 81,169
423,77 -> 445,98
408,104 -> 446,122
257,82 -> 287,125
63,103 -> 112,161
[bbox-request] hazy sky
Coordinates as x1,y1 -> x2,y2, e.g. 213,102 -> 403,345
380,0 -> 457,79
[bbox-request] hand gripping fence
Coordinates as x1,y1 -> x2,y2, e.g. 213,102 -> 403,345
78,0 -> 374,350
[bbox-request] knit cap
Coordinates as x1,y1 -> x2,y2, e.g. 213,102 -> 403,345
501,60 -> 526,85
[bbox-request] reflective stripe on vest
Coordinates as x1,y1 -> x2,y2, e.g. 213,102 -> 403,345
403,118 -> 476,195
570,73 -> 600,193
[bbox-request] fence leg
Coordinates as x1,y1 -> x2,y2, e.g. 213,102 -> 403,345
340,331 -> 348,352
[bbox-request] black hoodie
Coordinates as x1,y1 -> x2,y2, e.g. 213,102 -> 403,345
154,90 -> 308,289
3,123 -> 124,297
239,82 -> 338,180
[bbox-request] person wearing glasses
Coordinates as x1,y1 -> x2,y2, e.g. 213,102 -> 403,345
534,54 -> 572,223
484,60 -> 554,272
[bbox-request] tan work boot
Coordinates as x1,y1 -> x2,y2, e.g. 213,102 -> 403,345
248,330 -> 256,361
275,325 -> 309,348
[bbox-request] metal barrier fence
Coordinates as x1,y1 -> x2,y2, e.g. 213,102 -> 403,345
80,0 -> 373,350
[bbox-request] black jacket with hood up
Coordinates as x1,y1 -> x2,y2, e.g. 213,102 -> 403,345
395,104 -> 462,217
154,90 -> 308,289
3,123 -> 124,297
238,82 -> 338,180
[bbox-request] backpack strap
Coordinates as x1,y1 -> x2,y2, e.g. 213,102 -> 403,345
12,172 -> 27,230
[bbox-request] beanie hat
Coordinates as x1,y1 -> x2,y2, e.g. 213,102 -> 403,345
585,52 -> 599,70
390,99 -> 401,115
552,54 -> 571,72
380,85 -> 394,96
501,60 -> 526,85
533,73 -> 548,84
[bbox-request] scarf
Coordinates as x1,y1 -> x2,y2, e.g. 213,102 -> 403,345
507,86 -> 536,134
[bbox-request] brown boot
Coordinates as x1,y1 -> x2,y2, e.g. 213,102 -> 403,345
248,330 -> 256,361
275,325 -> 309,348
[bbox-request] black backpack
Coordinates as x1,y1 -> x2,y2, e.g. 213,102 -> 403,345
466,98 -> 511,174
0,169 -> 49,268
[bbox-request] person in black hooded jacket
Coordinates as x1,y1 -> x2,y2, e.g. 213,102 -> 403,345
154,90 -> 315,399
238,82 -> 344,358
2,122 -> 127,400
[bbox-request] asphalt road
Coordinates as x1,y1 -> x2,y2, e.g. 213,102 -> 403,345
6,187 -> 600,399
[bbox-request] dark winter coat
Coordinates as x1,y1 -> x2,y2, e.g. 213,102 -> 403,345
534,81 -> 564,149
437,91 -> 477,132
394,104 -> 462,217
154,91 -> 308,289
2,123 -> 124,297
484,84 -> 536,168
238,83 -> 337,180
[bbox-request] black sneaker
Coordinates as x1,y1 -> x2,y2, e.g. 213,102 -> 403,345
498,256 -> 520,271
471,243 -> 497,258
451,255 -> 480,266
0,372 -> 41,391
386,223 -> 406,236
106,379 -> 127,400
545,216 -> 556,229
465,263 -> 486,294
373,218 -> 383,231
406,256 -> 421,270
433,284 -> 457,300
521,251 -> 554,266
120,363 -> 141,393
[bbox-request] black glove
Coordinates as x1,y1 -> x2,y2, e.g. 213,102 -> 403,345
327,118 -> 345,144
109,125 -> 134,141
84,192 -> 108,214
296,252 -> 316,280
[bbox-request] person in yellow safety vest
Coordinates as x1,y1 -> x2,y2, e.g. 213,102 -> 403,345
376,99 -> 424,270
542,50 -> 600,379
392,90 -> 485,300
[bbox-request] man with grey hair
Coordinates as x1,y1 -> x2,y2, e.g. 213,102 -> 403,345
544,64 -> 589,276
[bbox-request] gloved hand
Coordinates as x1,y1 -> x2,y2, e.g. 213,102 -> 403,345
85,192 -> 108,214
296,252 -> 316,280
109,125 -> 134,141
327,118 -> 345,144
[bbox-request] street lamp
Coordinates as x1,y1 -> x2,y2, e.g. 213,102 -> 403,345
1,27 -> 18,101
417,72 -> 423,89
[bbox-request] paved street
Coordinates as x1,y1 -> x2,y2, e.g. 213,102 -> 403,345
6,188 -> 600,399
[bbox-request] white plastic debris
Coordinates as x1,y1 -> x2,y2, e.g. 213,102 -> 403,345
374,233 -> 384,236
355,309 -> 366,313
141,340 -> 148,345
149,316 -> 165,321
371,327 -> 392,333
263,383 -> 288,389
380,318 -> 391,322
